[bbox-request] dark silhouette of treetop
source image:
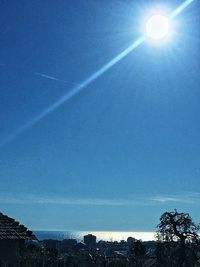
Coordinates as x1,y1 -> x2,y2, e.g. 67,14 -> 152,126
157,209 -> 199,243
156,209 -> 200,267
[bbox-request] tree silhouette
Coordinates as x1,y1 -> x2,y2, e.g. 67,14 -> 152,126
128,240 -> 146,267
156,209 -> 200,267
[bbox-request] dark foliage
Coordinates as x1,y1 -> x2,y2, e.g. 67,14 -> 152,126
156,209 -> 200,267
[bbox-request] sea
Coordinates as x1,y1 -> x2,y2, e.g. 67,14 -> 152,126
33,230 -> 156,242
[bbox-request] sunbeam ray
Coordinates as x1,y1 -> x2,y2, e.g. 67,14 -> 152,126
170,0 -> 195,18
0,37 -> 144,147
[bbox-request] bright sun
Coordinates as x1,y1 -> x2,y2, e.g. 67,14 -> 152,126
146,14 -> 170,40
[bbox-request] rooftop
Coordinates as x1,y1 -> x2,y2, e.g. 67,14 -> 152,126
0,212 -> 37,240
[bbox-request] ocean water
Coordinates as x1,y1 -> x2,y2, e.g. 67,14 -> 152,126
33,230 -> 156,242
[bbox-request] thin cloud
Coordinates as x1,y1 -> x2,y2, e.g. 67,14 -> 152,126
1,192 -> 200,206
150,196 -> 189,204
0,194 -> 143,206
150,192 -> 200,204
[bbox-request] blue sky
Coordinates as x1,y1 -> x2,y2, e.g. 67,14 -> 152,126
0,0 -> 200,231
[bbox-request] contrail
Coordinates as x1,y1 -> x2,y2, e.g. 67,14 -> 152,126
0,0 -> 195,148
35,72 -> 69,84
36,72 -> 64,81
0,37 -> 144,147
170,0 -> 195,18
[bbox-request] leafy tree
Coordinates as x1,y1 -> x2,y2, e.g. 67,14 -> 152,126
156,209 -> 200,267
129,240 -> 146,267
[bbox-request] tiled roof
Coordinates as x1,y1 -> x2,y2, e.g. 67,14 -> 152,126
0,212 -> 37,240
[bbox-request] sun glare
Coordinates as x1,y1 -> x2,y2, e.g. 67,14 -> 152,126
146,14 -> 170,40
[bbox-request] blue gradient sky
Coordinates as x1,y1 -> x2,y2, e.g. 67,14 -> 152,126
0,0 -> 200,231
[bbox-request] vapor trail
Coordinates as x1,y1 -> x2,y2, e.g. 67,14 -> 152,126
35,72 -> 69,84
170,0 -> 195,18
0,37 -> 144,147
35,72 -> 64,81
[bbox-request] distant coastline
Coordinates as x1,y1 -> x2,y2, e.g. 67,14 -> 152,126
33,230 -> 156,242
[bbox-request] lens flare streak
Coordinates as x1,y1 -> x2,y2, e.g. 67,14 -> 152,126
170,0 -> 195,18
0,37 -> 144,147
